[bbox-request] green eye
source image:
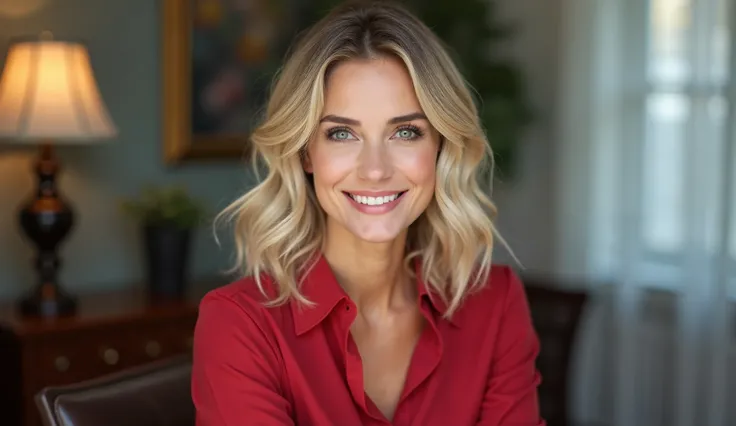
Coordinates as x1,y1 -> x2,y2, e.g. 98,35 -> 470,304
394,126 -> 423,140
334,130 -> 351,140
397,129 -> 415,138
327,128 -> 355,141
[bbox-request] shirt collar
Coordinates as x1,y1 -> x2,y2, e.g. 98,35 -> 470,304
290,254 -> 457,336
290,254 -> 349,336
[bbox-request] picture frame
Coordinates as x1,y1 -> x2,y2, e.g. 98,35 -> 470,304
161,0 -> 308,164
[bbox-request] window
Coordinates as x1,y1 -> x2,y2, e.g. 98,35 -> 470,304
558,1 -> 736,424
597,0 -> 736,288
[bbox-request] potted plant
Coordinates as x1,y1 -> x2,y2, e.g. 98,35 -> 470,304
121,185 -> 207,301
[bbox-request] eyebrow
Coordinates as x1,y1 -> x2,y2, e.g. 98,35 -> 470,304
319,112 -> 428,126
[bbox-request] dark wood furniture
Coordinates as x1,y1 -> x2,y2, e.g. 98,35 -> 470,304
0,282 -> 221,426
522,277 -> 588,426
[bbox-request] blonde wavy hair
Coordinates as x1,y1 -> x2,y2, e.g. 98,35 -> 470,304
216,0 -> 511,317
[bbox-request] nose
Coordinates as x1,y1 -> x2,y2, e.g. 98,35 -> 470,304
356,141 -> 393,182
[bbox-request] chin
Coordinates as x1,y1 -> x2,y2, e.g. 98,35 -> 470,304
347,223 -> 407,244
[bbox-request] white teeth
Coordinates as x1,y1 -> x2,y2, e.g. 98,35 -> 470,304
349,193 -> 401,206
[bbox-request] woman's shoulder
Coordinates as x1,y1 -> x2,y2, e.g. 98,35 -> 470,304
486,263 -> 527,300
192,274 -> 290,382
452,264 -> 531,325
197,273 -> 283,323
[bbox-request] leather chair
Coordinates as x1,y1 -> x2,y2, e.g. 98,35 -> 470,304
35,355 -> 193,426
522,277 -> 588,426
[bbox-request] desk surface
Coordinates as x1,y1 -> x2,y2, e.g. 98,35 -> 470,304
0,277 -> 228,336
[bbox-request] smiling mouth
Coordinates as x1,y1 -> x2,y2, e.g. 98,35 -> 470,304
343,191 -> 407,206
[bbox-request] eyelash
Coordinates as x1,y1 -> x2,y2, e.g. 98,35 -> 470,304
395,124 -> 424,140
325,125 -> 424,141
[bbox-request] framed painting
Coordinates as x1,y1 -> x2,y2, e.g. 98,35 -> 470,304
161,0 -> 311,164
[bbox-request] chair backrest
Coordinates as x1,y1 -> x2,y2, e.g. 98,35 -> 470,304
35,355 -> 193,426
522,277 -> 588,426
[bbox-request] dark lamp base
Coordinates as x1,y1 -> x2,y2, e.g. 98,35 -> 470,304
16,143 -> 78,318
18,283 -> 77,317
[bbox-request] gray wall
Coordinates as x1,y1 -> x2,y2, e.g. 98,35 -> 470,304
491,0 -> 561,275
0,0 -> 561,301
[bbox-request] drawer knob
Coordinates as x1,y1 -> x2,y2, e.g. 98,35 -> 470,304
101,348 -> 119,365
145,340 -> 162,358
54,356 -> 70,372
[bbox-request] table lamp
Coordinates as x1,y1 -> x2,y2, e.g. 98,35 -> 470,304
0,32 -> 117,317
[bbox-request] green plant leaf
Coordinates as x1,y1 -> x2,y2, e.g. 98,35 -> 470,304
120,185 -> 208,229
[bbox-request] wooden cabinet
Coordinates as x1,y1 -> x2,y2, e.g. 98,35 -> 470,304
0,283 -> 220,426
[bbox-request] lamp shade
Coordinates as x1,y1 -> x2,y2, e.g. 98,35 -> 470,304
0,36 -> 117,143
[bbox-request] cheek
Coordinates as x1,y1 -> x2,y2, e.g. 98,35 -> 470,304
397,146 -> 438,185
308,145 -> 355,188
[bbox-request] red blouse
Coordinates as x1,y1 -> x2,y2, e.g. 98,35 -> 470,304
192,255 -> 545,425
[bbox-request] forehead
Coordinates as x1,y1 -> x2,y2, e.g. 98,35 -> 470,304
322,56 -> 423,118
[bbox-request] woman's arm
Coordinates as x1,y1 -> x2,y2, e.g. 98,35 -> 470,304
476,268 -> 546,426
191,291 -> 295,426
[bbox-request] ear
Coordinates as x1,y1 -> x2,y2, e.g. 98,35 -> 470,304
302,150 -> 313,173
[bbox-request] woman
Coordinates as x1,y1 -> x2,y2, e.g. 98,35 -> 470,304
192,1 -> 544,425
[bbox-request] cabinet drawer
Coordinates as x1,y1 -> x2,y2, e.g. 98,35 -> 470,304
23,317 -> 196,390
25,330 -> 135,389
125,318 -> 196,365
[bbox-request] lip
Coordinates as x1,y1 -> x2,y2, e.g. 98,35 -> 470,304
343,190 -> 406,197
343,191 -> 407,215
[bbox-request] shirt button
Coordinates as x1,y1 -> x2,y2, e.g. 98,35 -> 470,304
345,305 -> 350,311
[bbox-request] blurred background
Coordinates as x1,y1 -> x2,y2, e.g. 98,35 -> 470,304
0,0 -> 731,426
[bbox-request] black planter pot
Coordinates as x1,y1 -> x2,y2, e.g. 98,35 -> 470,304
143,225 -> 192,301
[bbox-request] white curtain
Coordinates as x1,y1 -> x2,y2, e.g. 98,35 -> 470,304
556,0 -> 736,425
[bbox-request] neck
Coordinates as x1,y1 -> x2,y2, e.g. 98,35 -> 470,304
322,221 -> 415,315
